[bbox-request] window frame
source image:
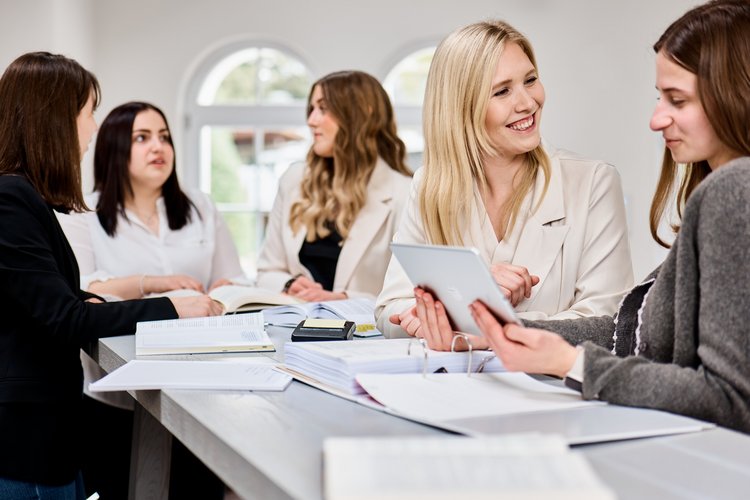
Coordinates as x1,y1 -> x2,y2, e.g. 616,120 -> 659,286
381,40 -> 438,130
181,38 -> 316,191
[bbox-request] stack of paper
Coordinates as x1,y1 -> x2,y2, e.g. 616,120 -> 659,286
264,297 -> 381,337
324,434 -> 616,500
135,313 -> 274,356
281,338 -> 503,396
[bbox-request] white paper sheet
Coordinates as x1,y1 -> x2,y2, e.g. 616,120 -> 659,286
324,434 -> 615,500
89,359 -> 291,392
356,372 -> 601,420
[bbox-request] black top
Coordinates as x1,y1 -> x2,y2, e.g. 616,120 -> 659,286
0,175 -> 177,485
298,224 -> 343,291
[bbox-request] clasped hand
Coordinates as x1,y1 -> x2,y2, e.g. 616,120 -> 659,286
490,262 -> 539,306
285,275 -> 346,302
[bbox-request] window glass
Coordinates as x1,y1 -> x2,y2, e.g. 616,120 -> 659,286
201,125 -> 310,274
187,46 -> 313,277
383,47 -> 435,106
198,48 -> 310,106
384,47 -> 435,170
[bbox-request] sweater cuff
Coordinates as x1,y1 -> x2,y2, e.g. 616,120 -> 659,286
564,345 -> 585,392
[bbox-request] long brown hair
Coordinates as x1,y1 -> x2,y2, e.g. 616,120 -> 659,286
650,0 -> 750,247
0,52 -> 100,212
290,71 -> 411,241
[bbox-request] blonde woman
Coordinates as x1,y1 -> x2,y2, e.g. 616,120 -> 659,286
376,20 -> 634,343
257,71 -> 412,301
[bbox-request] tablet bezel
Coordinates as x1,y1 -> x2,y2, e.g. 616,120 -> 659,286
390,242 -> 521,336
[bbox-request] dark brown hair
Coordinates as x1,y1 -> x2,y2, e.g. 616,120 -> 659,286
290,70 -> 411,241
93,101 -> 194,236
0,52 -> 100,211
650,0 -> 750,247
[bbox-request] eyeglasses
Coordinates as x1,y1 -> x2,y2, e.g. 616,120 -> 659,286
407,334 -> 496,378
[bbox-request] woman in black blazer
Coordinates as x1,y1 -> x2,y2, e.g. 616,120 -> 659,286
0,52 -> 222,498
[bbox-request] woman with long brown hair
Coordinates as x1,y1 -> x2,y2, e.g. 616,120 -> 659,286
257,70 -> 412,301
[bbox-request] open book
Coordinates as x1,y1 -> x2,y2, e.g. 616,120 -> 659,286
135,312 -> 274,356
263,297 -> 380,337
280,338 -> 504,396
324,434 -> 615,500
208,285 -> 302,313
153,285 -> 302,314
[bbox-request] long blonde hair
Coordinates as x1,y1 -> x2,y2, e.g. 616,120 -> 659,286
420,20 -> 550,245
649,0 -> 750,247
290,71 -> 411,241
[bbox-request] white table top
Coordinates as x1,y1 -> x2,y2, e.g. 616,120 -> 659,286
96,329 -> 750,500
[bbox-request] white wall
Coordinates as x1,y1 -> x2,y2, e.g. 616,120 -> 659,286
0,0 -> 700,280
0,0 -> 93,68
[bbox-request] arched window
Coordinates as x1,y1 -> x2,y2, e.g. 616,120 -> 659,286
383,46 -> 435,168
184,43 -> 314,277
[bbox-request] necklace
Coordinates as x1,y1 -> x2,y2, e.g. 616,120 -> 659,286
129,206 -> 159,226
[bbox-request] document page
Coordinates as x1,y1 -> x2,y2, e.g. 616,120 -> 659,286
89,359 -> 291,392
355,372 -> 711,444
324,434 -> 615,500
283,338 -> 505,394
356,372 -> 601,420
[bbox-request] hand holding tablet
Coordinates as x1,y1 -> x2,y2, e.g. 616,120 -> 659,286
390,243 -> 522,338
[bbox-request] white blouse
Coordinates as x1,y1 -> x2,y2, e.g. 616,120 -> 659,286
58,189 -> 246,292
58,189 -> 246,408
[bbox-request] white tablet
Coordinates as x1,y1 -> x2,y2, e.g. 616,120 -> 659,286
390,242 -> 521,336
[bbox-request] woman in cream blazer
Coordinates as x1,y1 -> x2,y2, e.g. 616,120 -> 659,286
375,20 -> 633,339
257,158 -> 410,298
256,71 -> 412,300
376,145 -> 633,337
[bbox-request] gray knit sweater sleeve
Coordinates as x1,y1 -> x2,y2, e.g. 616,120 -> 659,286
524,316 -> 616,349
570,159 -> 750,433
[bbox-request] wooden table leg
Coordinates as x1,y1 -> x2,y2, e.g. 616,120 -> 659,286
129,403 -> 172,500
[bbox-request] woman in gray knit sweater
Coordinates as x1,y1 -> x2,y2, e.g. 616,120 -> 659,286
417,0 -> 750,434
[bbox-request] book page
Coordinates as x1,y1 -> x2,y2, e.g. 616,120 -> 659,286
137,313 -> 265,332
208,285 -> 301,312
314,298 -> 380,336
324,435 -> 615,500
135,313 -> 273,355
262,303 -> 315,327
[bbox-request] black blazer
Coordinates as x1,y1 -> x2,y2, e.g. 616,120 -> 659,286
0,175 -> 177,485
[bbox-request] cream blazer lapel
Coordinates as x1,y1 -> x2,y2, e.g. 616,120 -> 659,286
512,157 -> 570,303
334,159 -> 395,290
